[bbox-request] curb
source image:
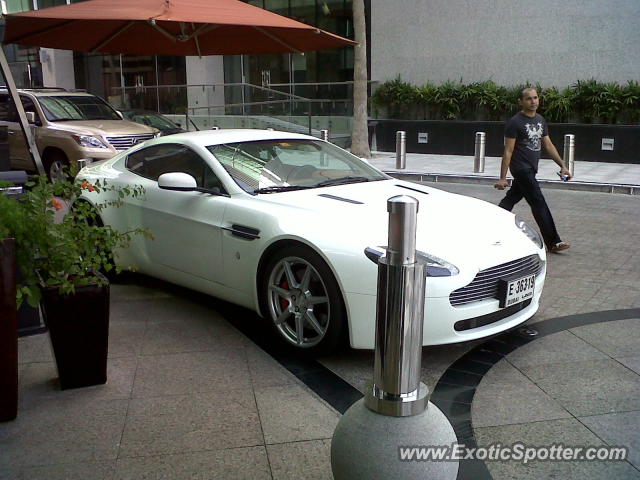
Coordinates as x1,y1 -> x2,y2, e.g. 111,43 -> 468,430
383,171 -> 640,195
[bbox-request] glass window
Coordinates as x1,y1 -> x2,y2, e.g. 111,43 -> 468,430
126,144 -> 225,193
4,0 -> 33,14
207,139 -> 386,193
37,0 -> 67,8
38,95 -> 121,121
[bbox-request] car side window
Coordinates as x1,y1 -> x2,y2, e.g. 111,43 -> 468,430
20,96 -> 40,123
125,144 -> 226,193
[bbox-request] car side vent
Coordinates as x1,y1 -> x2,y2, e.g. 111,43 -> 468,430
222,224 -> 260,240
318,193 -> 363,204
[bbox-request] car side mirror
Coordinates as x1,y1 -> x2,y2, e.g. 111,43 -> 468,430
115,110 -> 124,120
158,172 -> 198,191
26,111 -> 36,124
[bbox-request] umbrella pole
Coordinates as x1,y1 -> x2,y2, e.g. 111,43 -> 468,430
0,45 -> 45,176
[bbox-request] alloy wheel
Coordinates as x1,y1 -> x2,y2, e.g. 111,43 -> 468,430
267,256 -> 331,348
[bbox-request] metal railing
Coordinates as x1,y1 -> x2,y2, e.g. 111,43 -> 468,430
110,82 -> 359,145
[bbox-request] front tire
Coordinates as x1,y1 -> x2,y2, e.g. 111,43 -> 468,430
43,150 -> 70,182
262,245 -> 346,354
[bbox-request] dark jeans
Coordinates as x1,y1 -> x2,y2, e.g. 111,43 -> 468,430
498,169 -> 561,249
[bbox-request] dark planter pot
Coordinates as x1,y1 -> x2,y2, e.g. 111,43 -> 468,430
0,238 -> 18,421
41,278 -> 109,390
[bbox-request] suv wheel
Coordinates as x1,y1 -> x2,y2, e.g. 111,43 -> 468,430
43,151 -> 69,181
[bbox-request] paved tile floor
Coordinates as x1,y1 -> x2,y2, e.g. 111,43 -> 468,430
2,181 -> 639,479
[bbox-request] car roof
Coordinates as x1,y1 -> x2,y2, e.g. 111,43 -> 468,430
157,129 -> 317,147
0,88 -> 96,97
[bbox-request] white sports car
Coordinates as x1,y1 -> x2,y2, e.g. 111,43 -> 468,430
77,129 -> 546,353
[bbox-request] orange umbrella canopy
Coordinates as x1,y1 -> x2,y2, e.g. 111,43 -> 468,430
3,0 -> 355,55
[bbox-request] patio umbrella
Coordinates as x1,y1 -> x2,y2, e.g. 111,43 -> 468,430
2,0 -> 355,56
1,0 -> 354,175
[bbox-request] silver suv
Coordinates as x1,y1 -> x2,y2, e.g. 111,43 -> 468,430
0,88 -> 158,178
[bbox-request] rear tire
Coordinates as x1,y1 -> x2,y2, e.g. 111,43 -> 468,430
261,245 -> 347,355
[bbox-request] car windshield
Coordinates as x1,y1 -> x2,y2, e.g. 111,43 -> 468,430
38,95 -> 121,121
207,139 -> 388,194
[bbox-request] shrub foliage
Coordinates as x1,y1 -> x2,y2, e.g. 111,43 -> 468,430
371,77 -> 640,124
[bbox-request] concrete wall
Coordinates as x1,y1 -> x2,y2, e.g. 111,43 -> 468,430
185,56 -> 225,116
40,49 -> 75,90
371,0 -> 640,88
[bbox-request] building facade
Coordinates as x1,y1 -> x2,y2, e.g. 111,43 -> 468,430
2,0 -> 638,113
370,0 -> 640,88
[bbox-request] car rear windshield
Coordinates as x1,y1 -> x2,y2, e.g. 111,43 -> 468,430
207,139 -> 388,194
38,95 -> 122,122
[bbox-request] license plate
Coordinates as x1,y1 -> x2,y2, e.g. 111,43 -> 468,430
498,274 -> 536,308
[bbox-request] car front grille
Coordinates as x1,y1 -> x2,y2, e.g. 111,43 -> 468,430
450,255 -> 544,306
105,134 -> 155,151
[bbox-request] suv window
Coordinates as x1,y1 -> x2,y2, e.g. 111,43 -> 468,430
126,144 -> 225,193
0,94 -> 39,123
38,95 -> 121,121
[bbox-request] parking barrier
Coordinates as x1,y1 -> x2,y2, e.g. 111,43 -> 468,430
331,195 -> 458,480
563,134 -> 575,177
395,131 -> 406,169
474,131 -> 486,173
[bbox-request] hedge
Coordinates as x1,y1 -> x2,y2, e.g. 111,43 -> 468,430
371,77 -> 640,124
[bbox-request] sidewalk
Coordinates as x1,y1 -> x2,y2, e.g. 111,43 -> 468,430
368,152 -> 640,194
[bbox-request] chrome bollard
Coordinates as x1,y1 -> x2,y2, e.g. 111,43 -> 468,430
75,158 -> 92,174
365,195 -> 428,417
563,134 -> 575,177
395,131 -> 406,169
474,131 -> 486,173
320,129 -> 330,142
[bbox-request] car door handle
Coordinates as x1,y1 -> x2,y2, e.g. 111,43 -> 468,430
8,130 -> 16,135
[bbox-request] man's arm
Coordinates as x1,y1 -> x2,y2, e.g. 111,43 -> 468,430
542,136 -> 572,179
494,137 -> 515,190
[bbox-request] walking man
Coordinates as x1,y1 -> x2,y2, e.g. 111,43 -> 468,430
494,87 -> 571,253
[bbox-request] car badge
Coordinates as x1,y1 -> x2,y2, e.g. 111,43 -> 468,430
492,241 -> 502,246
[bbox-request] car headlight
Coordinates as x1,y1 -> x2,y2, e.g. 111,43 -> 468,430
365,247 -> 459,276
515,215 -> 543,249
71,134 -> 109,149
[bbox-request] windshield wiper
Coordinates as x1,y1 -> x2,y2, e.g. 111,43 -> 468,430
253,185 -> 312,194
315,176 -> 373,187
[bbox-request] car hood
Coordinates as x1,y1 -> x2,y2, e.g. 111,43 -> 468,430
249,179 -> 540,271
45,120 -> 158,136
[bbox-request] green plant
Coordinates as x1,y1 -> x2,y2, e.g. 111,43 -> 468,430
415,82 -> 438,119
621,80 -> 640,123
0,174 -> 148,308
570,79 -> 602,123
434,80 -> 464,119
539,86 -> 573,123
371,76 -> 417,118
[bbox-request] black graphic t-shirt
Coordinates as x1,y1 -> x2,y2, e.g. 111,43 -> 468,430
505,112 -> 548,173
